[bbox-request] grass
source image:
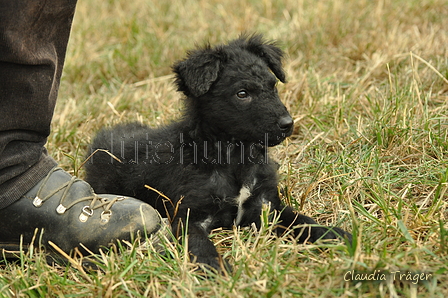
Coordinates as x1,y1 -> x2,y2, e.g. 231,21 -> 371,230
1,0 -> 448,296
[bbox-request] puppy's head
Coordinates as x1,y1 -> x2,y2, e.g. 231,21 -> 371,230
173,33 -> 293,146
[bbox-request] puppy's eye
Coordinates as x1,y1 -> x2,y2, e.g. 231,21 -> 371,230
236,90 -> 249,99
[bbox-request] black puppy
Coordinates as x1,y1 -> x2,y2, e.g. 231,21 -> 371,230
85,34 -> 351,271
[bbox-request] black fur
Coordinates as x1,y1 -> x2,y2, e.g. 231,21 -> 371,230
85,34 -> 351,272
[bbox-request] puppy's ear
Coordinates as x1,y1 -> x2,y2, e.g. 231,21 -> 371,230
243,34 -> 286,83
172,49 -> 221,98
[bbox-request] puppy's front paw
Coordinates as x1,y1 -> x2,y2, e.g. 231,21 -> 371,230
295,225 -> 352,245
311,226 -> 352,244
194,255 -> 232,275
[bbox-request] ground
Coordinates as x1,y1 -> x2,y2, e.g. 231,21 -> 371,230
1,0 -> 447,297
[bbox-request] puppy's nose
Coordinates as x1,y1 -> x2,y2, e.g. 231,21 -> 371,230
278,115 -> 294,132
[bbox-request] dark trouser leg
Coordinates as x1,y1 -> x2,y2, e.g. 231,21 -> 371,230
0,1 -> 166,256
0,0 -> 77,209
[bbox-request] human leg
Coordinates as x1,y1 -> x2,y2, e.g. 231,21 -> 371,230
0,0 -> 75,208
0,0 -> 165,256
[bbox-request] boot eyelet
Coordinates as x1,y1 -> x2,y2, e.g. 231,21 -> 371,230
79,206 -> 94,222
101,210 -> 112,224
33,196 -> 43,207
56,204 -> 67,214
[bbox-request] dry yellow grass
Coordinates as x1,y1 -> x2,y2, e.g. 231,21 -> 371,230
1,0 -> 447,297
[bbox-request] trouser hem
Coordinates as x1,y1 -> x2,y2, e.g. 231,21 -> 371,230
0,153 -> 57,209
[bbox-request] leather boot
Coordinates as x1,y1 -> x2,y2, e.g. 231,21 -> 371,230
0,167 -> 166,258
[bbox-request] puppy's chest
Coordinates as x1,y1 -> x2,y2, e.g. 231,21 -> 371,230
207,169 -> 262,224
209,168 -> 255,199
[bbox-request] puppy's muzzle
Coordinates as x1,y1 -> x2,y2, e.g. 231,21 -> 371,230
277,115 -> 294,135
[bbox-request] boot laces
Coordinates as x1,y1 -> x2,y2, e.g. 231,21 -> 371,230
32,168 -> 124,223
